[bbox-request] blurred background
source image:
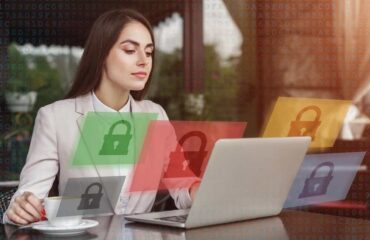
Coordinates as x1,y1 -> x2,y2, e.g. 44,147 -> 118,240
1,0 -> 370,219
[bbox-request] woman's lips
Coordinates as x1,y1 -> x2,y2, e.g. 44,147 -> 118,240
131,72 -> 147,79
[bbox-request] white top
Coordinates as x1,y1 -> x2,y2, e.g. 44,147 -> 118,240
92,91 -> 132,213
92,91 -> 131,113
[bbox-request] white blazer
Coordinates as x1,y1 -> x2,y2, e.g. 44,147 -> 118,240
4,93 -> 193,224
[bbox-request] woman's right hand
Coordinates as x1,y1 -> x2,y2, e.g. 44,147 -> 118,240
6,192 -> 44,225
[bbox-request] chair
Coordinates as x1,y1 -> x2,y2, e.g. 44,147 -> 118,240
0,187 -> 17,221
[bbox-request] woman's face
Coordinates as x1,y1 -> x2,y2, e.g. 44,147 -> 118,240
102,21 -> 154,92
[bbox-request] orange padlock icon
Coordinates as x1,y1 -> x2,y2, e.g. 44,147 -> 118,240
288,105 -> 321,141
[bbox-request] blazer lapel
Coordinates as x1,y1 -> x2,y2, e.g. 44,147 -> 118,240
74,93 -> 119,212
129,95 -> 142,113
75,93 -> 94,130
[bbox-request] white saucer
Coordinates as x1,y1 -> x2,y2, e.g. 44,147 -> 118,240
32,219 -> 99,236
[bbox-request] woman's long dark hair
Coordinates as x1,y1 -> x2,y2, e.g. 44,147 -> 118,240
65,9 -> 155,100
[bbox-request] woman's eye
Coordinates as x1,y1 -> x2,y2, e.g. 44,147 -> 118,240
146,52 -> 153,57
124,50 -> 135,54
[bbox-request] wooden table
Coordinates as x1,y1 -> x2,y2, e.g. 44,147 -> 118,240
2,210 -> 370,239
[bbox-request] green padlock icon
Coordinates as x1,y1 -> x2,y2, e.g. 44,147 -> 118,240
288,105 -> 321,141
99,119 -> 132,155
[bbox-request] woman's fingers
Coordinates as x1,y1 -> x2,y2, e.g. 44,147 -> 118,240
6,192 -> 43,225
12,202 -> 35,222
6,208 -> 28,225
14,194 -> 41,221
18,199 -> 41,220
23,192 -> 43,217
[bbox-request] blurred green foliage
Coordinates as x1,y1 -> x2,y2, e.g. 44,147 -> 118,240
203,44 -> 239,121
150,44 -> 239,120
7,43 -> 30,92
149,48 -> 184,119
6,43 -> 64,113
29,56 -> 64,112
2,43 -> 65,173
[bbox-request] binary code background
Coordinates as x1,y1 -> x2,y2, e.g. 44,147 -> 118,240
1,0 -> 370,225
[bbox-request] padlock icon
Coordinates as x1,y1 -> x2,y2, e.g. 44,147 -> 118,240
288,105 -> 321,141
299,161 -> 334,198
168,131 -> 208,177
99,119 -> 132,155
77,182 -> 103,210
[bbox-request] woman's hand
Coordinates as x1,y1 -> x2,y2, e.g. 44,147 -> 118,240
189,182 -> 200,201
6,192 -> 44,225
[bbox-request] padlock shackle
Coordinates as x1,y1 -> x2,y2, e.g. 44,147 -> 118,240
84,182 -> 103,194
175,131 -> 208,152
295,105 -> 321,122
108,120 -> 131,135
309,161 -> 334,178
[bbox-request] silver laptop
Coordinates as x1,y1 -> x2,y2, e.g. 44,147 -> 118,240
125,137 -> 310,228
125,217 -> 289,240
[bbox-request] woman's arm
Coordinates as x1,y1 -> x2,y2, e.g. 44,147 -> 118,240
4,106 -> 59,225
156,105 -> 201,208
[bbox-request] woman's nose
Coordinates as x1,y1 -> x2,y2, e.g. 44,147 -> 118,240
137,50 -> 148,67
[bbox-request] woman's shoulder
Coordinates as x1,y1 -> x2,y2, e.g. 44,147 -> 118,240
132,98 -> 168,120
38,98 -> 75,111
36,98 -> 77,118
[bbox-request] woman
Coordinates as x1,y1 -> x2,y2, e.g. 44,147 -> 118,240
4,9 -> 198,225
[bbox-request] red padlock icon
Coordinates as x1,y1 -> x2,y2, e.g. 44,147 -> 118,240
166,131 -> 208,178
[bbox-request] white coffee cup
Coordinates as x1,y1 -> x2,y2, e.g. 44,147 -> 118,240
44,196 -> 82,227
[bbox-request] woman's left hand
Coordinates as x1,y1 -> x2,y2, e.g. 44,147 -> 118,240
189,182 -> 200,201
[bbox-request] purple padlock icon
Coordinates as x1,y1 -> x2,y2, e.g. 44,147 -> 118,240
299,161 -> 334,198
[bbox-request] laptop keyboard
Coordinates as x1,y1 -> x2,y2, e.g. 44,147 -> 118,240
157,215 -> 188,223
